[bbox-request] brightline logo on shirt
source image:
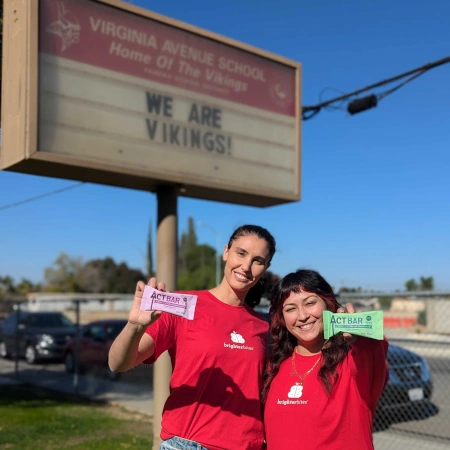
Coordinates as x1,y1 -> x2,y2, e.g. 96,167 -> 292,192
223,342 -> 254,350
277,399 -> 309,405
224,331 -> 254,350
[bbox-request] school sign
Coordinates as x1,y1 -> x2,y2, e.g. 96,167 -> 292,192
1,0 -> 302,206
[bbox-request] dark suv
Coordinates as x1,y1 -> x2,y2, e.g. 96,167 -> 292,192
0,311 -> 76,364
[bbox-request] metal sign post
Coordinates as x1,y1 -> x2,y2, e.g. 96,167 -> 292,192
153,186 -> 178,449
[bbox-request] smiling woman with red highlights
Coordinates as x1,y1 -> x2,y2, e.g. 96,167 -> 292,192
262,269 -> 388,450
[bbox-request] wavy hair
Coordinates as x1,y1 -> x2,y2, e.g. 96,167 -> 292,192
226,225 -> 276,308
262,269 -> 350,400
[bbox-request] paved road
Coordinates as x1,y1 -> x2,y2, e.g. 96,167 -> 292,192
0,358 -> 154,416
374,431 -> 450,450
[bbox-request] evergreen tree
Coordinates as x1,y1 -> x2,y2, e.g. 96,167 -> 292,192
405,278 -> 418,291
178,244 -> 216,290
420,276 -> 434,291
147,219 -> 154,278
186,217 -> 197,249
178,216 -> 198,274
177,218 -> 219,290
405,277 -> 434,291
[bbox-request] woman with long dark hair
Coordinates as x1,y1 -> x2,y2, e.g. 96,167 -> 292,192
109,224 -> 276,450
263,269 -> 388,450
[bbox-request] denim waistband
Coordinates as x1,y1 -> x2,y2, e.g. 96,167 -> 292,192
160,436 -> 208,450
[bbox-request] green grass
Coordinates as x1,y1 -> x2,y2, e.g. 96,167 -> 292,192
0,383 -> 153,449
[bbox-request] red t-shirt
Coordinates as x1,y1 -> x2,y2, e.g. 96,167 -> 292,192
264,338 -> 389,450
145,290 -> 269,450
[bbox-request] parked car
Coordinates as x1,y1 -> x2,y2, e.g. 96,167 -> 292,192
0,311 -> 76,364
63,319 -> 127,381
255,308 -> 434,425
375,342 -> 435,426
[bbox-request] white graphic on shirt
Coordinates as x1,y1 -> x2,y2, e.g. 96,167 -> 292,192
223,330 -> 254,350
46,1 -> 81,52
288,383 -> 303,398
230,331 -> 245,343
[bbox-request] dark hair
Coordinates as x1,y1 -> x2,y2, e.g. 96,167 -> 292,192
227,225 -> 276,308
262,269 -> 350,400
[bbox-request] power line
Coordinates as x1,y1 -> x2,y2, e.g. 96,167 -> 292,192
302,55 -> 450,120
0,182 -> 86,212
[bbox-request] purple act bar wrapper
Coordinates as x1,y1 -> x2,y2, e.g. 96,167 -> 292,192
140,286 -> 197,320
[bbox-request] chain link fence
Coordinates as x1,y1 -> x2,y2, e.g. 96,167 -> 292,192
0,294 -> 154,396
340,292 -> 450,449
1,292 -> 449,449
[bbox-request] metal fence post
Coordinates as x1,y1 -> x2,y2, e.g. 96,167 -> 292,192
73,299 -> 81,395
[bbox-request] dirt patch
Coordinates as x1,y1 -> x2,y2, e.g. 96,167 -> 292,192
105,402 -> 153,422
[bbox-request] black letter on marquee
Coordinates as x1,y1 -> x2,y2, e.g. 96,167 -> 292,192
146,119 -> 158,140
146,92 -> 173,117
188,103 -> 200,124
169,125 -> 180,145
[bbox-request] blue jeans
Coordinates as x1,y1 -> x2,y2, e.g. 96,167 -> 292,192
159,436 -> 208,450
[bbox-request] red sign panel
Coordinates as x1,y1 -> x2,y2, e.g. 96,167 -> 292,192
39,0 -> 296,116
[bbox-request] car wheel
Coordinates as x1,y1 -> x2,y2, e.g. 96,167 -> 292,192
0,341 -> 9,358
25,345 -> 38,364
64,352 -> 75,373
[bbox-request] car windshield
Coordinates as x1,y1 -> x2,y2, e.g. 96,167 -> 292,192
106,323 -> 126,339
26,314 -> 73,328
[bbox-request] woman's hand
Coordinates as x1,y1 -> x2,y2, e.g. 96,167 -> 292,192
128,277 -> 165,328
337,302 -> 358,343
109,277 -> 164,372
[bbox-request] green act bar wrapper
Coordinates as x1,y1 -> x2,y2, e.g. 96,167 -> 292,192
323,310 -> 384,340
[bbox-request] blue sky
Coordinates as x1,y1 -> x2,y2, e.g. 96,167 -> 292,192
1,0 -> 449,291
